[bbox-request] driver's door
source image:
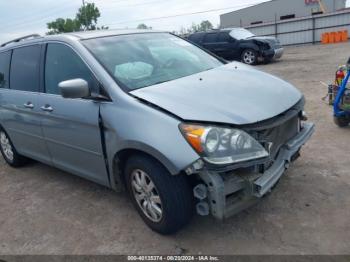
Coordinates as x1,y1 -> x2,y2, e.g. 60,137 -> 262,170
217,32 -> 240,60
38,43 -> 109,186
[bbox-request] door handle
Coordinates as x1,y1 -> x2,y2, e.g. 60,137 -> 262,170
24,102 -> 34,109
40,105 -> 53,112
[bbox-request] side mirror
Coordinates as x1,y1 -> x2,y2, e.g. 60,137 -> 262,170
59,79 -> 90,99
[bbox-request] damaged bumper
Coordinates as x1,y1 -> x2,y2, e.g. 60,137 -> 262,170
195,122 -> 315,220
273,48 -> 284,59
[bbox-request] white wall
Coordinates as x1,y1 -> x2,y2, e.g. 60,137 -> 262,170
221,0 -> 347,28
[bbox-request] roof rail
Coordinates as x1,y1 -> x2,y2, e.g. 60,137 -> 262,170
1,34 -> 41,48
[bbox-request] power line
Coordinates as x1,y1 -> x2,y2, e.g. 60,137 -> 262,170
3,0 -> 267,33
106,2 -> 264,26
103,0 -> 167,9
1,1 -> 77,28
93,0 -> 136,4
3,3 -> 79,30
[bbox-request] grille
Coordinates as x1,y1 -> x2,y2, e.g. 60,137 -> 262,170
265,39 -> 281,49
257,115 -> 299,159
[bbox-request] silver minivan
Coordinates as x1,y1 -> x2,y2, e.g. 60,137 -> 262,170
0,30 -> 314,234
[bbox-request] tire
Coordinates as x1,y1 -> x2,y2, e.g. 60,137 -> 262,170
263,58 -> 272,64
334,116 -> 350,127
241,49 -> 258,65
124,154 -> 193,235
0,129 -> 28,167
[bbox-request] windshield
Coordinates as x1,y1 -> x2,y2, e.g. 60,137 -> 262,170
83,33 -> 223,91
229,28 -> 255,40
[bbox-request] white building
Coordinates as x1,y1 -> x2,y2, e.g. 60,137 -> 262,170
220,0 -> 347,28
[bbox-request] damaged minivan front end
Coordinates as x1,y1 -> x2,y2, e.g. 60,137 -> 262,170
181,99 -> 314,219
83,32 -> 314,233
130,60 -> 315,221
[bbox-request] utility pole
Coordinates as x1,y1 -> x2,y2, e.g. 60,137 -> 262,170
82,0 -> 87,30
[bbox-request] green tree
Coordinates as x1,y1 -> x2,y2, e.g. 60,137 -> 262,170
137,23 -> 151,29
47,2 -> 106,34
178,20 -> 215,35
47,18 -> 81,35
190,22 -> 199,33
76,2 -> 101,30
198,20 -> 213,31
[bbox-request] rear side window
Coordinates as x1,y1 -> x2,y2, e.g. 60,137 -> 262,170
203,33 -> 218,43
10,45 -> 41,92
0,51 -> 11,89
45,43 -> 99,95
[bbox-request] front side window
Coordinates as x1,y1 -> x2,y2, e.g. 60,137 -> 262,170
218,32 -> 232,42
0,51 -> 11,89
45,43 -> 99,95
83,33 -> 223,91
10,45 -> 41,92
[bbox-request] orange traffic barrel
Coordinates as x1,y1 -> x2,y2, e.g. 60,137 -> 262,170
341,30 -> 348,42
322,33 -> 329,44
335,32 -> 342,43
328,32 -> 336,43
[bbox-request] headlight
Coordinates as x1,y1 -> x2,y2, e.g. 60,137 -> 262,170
257,41 -> 270,50
179,124 -> 269,165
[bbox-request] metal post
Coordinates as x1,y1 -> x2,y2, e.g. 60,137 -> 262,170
312,16 -> 316,44
275,13 -> 278,38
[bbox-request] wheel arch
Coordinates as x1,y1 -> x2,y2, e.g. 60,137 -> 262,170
0,123 -> 13,141
240,43 -> 260,55
110,145 -> 184,191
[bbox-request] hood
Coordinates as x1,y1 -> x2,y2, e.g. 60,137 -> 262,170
248,36 -> 277,41
246,36 -> 281,48
130,62 -> 302,125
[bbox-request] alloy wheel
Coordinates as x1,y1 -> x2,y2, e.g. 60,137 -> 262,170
243,50 -> 256,65
0,132 -> 14,161
131,169 -> 163,222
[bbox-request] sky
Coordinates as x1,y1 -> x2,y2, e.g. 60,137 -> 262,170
0,0 -> 271,43
0,0 -> 349,43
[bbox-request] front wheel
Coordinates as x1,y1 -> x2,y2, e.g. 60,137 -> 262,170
124,154 -> 193,235
241,49 -> 258,65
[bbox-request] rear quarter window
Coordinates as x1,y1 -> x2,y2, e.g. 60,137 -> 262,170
0,51 -> 11,89
10,45 -> 41,92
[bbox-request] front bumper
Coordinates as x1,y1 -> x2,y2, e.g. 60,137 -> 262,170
196,122 -> 315,220
260,48 -> 284,62
273,47 -> 284,59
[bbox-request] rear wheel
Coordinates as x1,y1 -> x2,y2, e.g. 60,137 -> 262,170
124,154 -> 193,235
0,130 -> 28,167
241,49 -> 258,65
334,116 -> 350,127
